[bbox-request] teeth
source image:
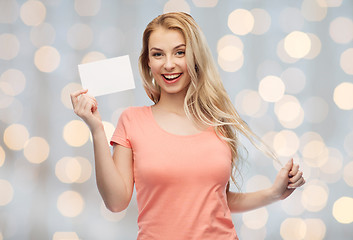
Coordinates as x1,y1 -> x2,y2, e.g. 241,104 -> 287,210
164,74 -> 181,80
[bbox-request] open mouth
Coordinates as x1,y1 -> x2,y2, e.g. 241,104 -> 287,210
162,73 -> 182,81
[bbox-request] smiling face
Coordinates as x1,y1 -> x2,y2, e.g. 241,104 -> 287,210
148,27 -> 191,98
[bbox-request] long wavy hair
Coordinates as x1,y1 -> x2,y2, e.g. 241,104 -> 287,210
138,12 -> 277,187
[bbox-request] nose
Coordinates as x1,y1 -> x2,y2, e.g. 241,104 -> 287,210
164,55 -> 175,71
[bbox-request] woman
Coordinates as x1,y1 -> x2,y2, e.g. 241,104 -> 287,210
71,12 -> 305,240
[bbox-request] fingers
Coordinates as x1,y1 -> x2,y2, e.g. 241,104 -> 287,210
283,158 -> 293,171
288,176 -> 305,189
71,89 -> 98,118
70,89 -> 88,108
288,162 -> 305,189
289,163 -> 299,177
76,95 -> 97,114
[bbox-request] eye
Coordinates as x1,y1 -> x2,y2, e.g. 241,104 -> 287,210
176,51 -> 185,56
152,52 -> 163,57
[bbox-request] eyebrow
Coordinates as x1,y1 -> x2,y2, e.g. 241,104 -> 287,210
150,44 -> 186,52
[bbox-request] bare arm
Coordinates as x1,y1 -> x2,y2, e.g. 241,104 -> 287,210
70,89 -> 134,212
227,159 -> 305,213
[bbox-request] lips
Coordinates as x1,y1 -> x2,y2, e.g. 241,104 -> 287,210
162,73 -> 182,84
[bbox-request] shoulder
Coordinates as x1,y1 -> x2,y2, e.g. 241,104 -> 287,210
122,105 -> 150,115
119,105 -> 151,121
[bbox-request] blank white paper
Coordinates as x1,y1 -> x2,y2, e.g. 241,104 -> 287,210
78,55 -> 135,97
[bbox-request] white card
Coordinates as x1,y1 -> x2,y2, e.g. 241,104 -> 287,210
78,55 -> 135,97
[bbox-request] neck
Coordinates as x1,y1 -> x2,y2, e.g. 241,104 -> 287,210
156,91 -> 187,115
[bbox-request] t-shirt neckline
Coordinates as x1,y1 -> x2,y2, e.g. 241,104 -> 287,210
146,105 -> 212,138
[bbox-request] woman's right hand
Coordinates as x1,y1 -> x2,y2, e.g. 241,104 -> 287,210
70,89 -> 102,131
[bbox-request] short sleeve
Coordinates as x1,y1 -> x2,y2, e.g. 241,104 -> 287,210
110,108 -> 132,148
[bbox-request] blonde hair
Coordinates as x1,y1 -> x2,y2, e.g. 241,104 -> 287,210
138,12 -> 277,187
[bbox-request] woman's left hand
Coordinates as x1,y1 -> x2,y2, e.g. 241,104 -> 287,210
271,159 -> 305,201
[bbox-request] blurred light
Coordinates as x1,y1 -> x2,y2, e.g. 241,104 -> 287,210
299,132 -> 324,159
217,52 -> 244,72
61,83 -> 82,109
256,60 -> 282,80
0,179 -> 14,206
273,130 -> 299,157
343,161 -> 353,187
34,46 -> 61,73
301,181 -> 329,212
304,33 -> 322,59
228,9 -> 254,35
0,98 -> 23,124
217,35 -> 244,52
100,202 -> 127,221
235,90 -> 267,117
56,156 -> 92,184
277,39 -> 299,64
53,232 -> 80,240
0,33 -> 20,60
302,140 -> 329,167
0,0 -> 18,23
3,124 -> 29,151
55,157 -> 82,183
81,51 -> 106,64
74,156 -> 92,183
0,146 -> 4,167
280,218 -> 306,240
163,0 -> 190,14
192,0 -> 218,7
258,75 -> 285,102
344,131 -> 353,156
24,137 -> 50,164
304,218 -> 326,240
284,31 -> 311,59
320,148 -> 343,175
217,37 -> 244,73
340,49 -> 353,75
219,46 -> 242,62
261,131 -> 276,151
242,207 -> 268,230
281,190 -> 305,216
332,197 -> 353,224
320,0 -> 342,7
279,7 -> 304,33
0,69 -> 26,96
329,17 -> 353,44
240,224 -> 266,240
333,82 -> 353,110
0,232 -> 2,240
281,67 -> 306,94
20,0 -> 46,26
301,0 -> 327,22
246,175 -> 272,192
30,22 -> 55,47
0,90 -> 14,113
63,120 -> 90,147
57,191 -> 84,217
74,0 -> 101,16
250,8 -> 271,35
303,97 -> 329,123
67,23 -> 93,50
300,132 -> 323,146
275,97 -> 301,122
274,95 -> 304,129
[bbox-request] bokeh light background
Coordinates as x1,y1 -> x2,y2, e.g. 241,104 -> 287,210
0,0 -> 353,239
